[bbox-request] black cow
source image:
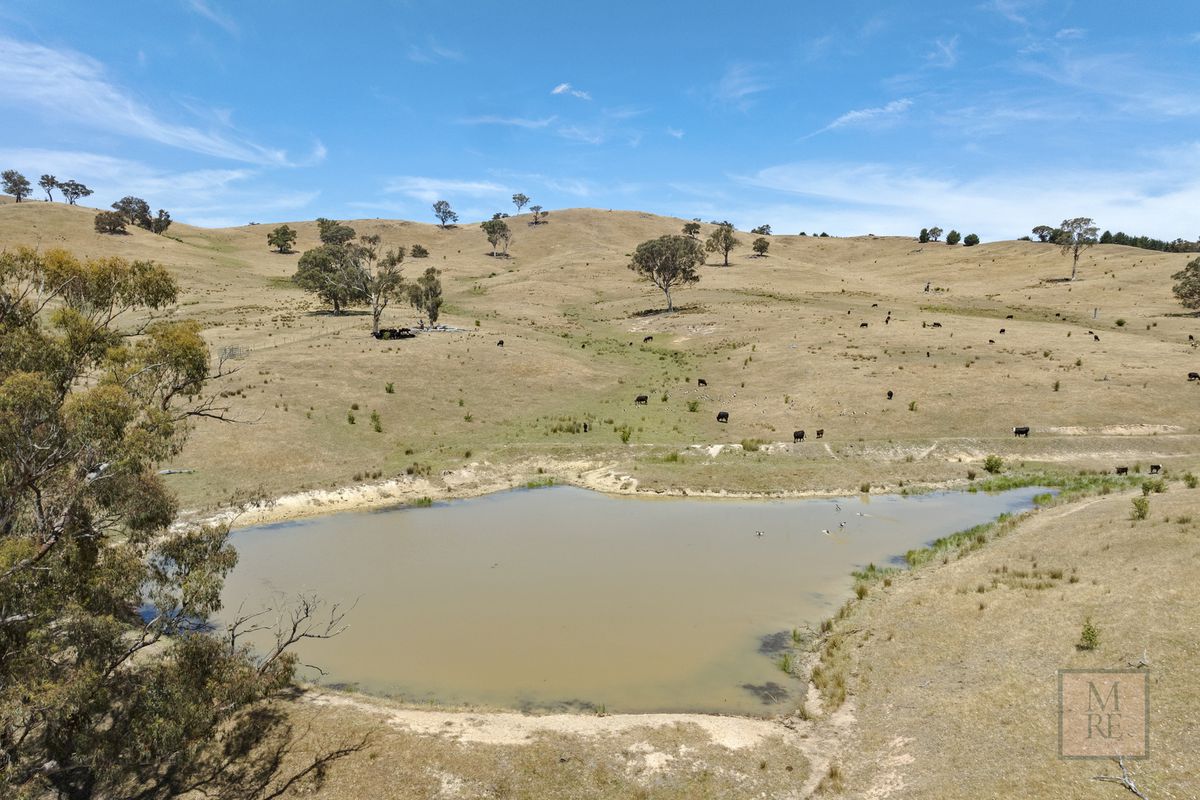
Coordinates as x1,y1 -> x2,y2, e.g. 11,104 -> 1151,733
989,339 -> 995,344
1013,426 -> 1030,437
497,339 -> 504,347
1189,334 -> 1195,342
871,303 -> 879,307
698,378 -> 708,387
635,394 -> 649,405
860,322 -> 869,328
717,411 -> 729,423
583,422 -> 589,433
1093,334 -> 1100,342
1189,372 -> 1200,381
931,322 -> 943,328
793,430 -> 805,442
999,328 -> 1006,334
1006,314 -> 1014,319
1115,466 -> 1129,476
885,317 -> 891,325
815,429 -> 824,439
1149,464 -> 1161,475
886,390 -> 894,400
643,335 -> 653,343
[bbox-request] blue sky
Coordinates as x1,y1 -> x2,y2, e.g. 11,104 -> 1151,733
1,1 -> 1198,239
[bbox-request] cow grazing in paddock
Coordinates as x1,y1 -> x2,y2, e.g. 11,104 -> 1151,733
1115,466 -> 1129,476
816,429 -> 824,439
794,430 -> 805,442
497,339 -> 504,347
583,422 -> 589,433
999,328 -> 1006,334
872,303 -> 879,307
698,378 -> 708,387
1006,314 -> 1014,319
1013,426 -> 1030,437
931,322 -> 943,328
1150,464 -> 1162,475
635,394 -> 649,405
717,411 -> 729,423
643,335 -> 653,343
1094,334 -> 1100,342
1188,372 -> 1200,381
989,339 -> 996,344
886,390 -> 894,400
885,317 -> 891,325
860,322 -> 869,328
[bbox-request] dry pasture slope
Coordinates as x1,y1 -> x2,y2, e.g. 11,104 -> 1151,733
2,200 -> 1198,509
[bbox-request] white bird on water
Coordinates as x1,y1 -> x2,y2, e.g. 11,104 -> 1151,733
756,530 -> 764,537
839,521 -> 846,529
821,529 -> 831,536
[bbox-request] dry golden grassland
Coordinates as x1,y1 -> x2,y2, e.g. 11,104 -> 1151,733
4,198 -> 1199,798
3,199 -> 1196,518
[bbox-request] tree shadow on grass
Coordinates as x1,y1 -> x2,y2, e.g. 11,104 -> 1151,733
632,304 -> 704,318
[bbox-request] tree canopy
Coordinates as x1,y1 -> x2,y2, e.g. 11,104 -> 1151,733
93,210 -> 127,234
682,222 -> 701,239
512,193 -> 529,214
928,226 -> 944,242
409,266 -> 444,325
752,237 -> 770,256
629,235 -> 704,311
946,230 -> 961,245
1058,217 -> 1099,280
58,180 -> 93,206
750,224 -> 772,236
963,233 -> 980,247
480,218 -> 512,257
0,247 -> 362,799
292,244 -> 368,313
267,224 -> 298,254
316,217 -> 356,246
2,169 -> 31,202
1171,256 -> 1200,310
705,223 -> 739,266
38,174 -> 57,201
432,200 -> 458,228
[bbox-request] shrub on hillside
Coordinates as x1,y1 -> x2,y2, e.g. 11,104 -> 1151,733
411,244 -> 430,258
93,210 -> 127,234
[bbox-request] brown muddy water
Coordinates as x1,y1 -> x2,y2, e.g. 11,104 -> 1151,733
222,486 -> 1045,715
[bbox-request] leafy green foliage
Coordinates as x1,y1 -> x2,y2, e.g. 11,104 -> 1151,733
316,217 -> 356,246
432,200 -> 458,228
409,266 -> 444,325
512,193 -> 530,214
93,210 -> 127,234
410,243 -> 430,258
267,224 -> 297,254
918,228 -> 930,243
704,223 -> 739,266
928,226 -> 944,242
963,233 -> 980,247
752,237 -> 770,257
38,174 -> 57,201
629,234 -> 705,311
750,224 -> 771,235
1058,217 -> 1099,280
530,204 -> 548,224
480,218 -> 512,256
1171,256 -> 1200,310
682,222 -> 701,239
1,169 -> 31,202
58,179 -> 93,205
0,247 -> 364,798
945,229 -> 961,245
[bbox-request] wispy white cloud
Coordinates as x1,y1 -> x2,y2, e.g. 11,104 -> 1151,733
982,0 -> 1033,26
382,176 -> 509,205
1017,50 -> 1200,118
460,115 -> 557,129
1055,28 -> 1086,40
184,0 -> 238,35
712,63 -> 770,109
0,147 -> 318,226
666,127 -> 684,139
406,37 -> 463,64
926,36 -> 959,68
0,35 -> 297,165
737,157 -> 1200,240
808,98 -> 913,138
556,125 -> 605,145
551,82 -> 592,100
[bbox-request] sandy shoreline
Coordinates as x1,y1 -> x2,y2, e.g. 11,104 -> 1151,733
174,453 -> 975,531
